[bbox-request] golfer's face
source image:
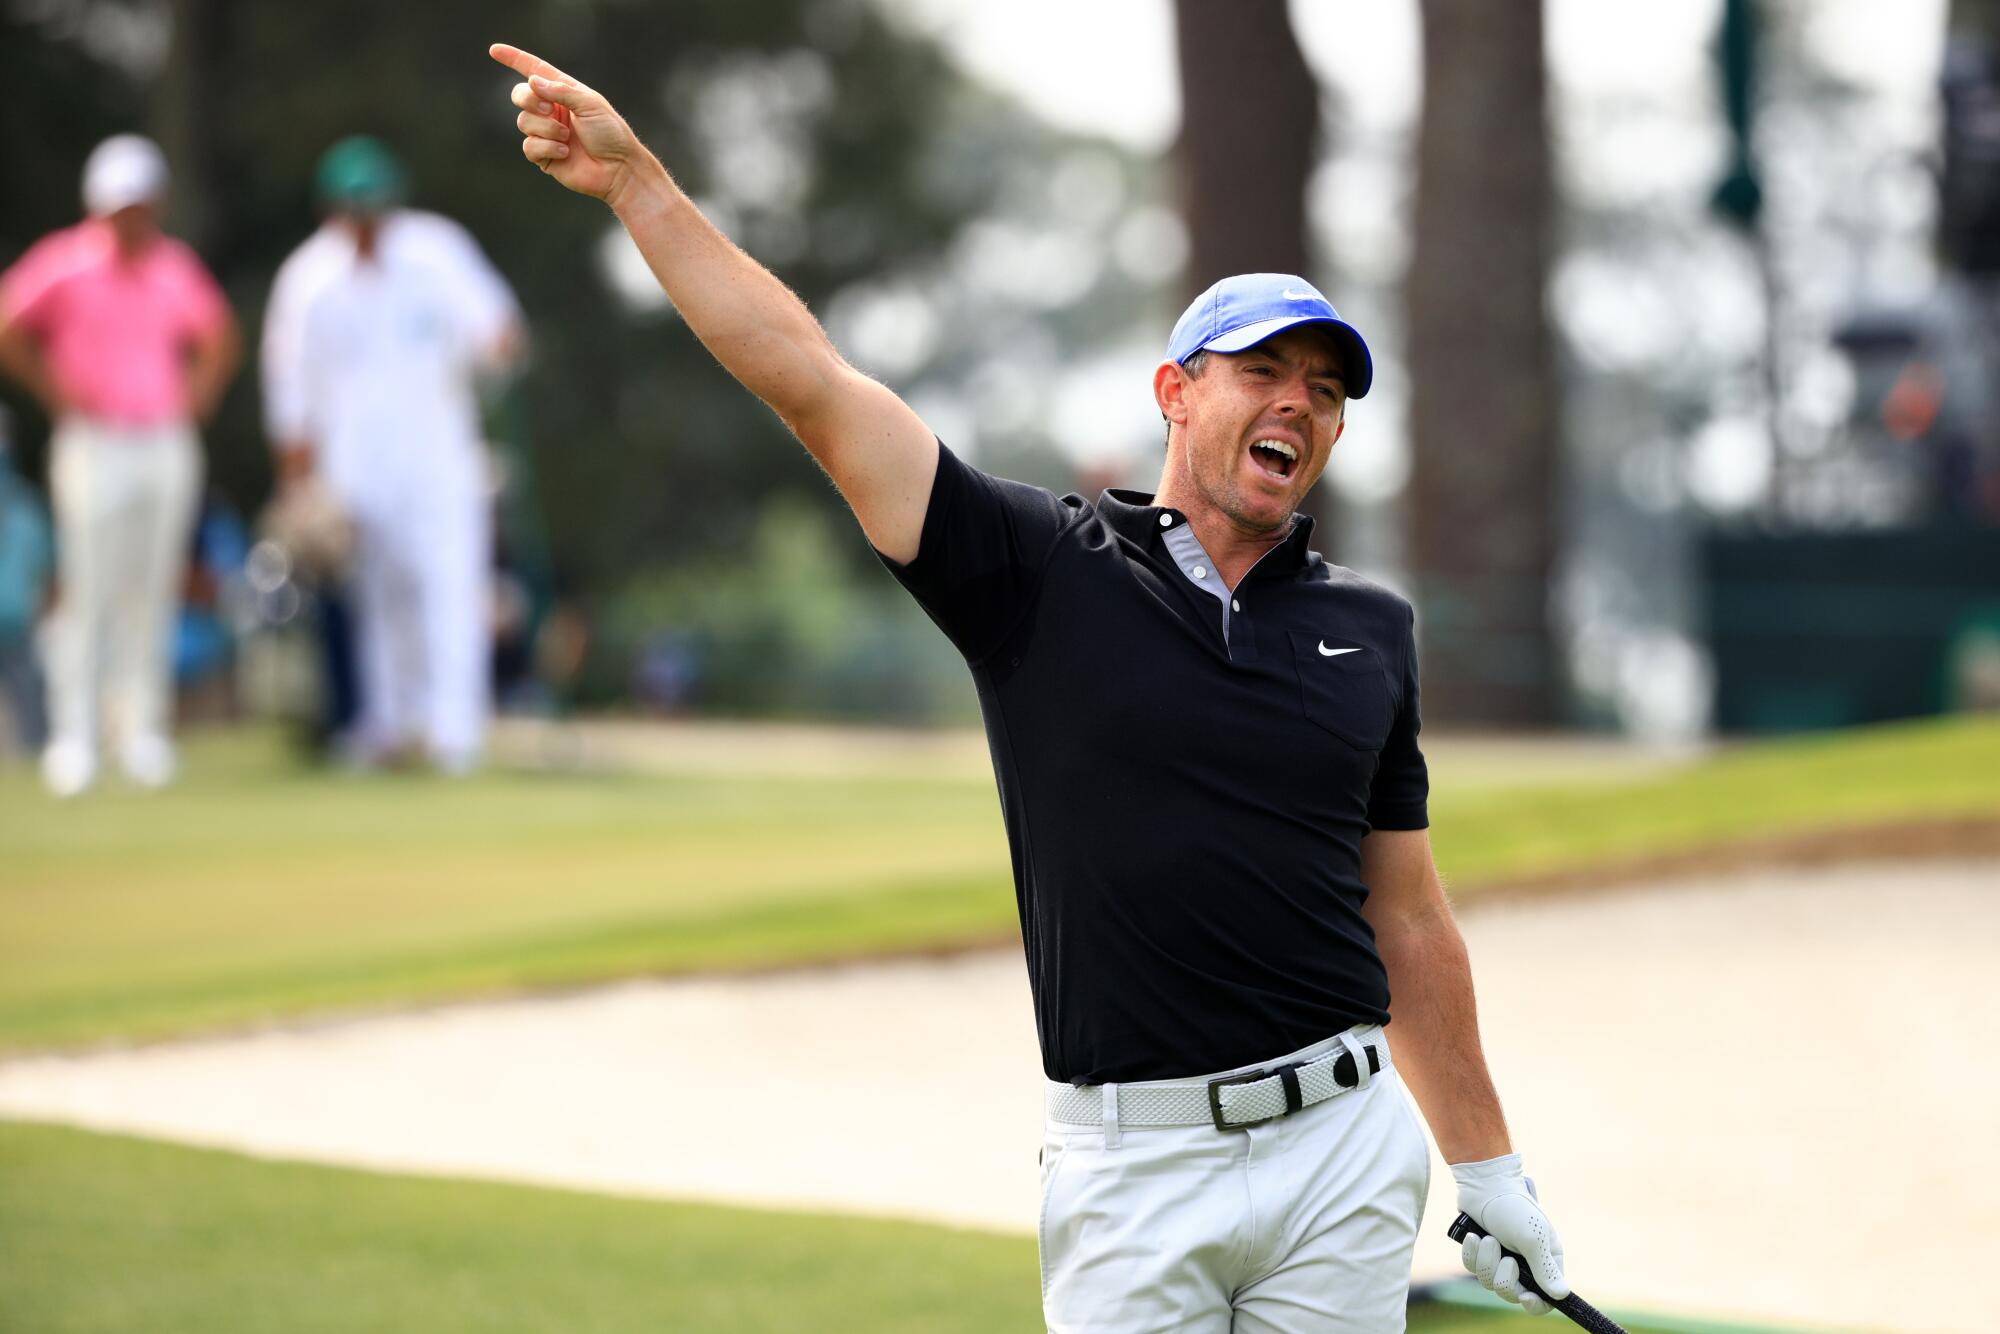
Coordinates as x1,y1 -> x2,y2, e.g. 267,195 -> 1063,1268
1179,327 -> 1347,534
107,202 -> 160,251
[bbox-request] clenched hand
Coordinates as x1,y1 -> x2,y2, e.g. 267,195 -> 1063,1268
1452,1154 -> 1570,1317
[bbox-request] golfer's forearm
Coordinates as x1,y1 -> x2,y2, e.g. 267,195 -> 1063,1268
186,322 -> 241,425
273,439 -> 316,485
610,156 -> 844,425
1379,910 -> 1512,1164
480,321 -> 527,377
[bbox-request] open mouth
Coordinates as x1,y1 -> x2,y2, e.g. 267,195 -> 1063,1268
1249,438 -> 1299,481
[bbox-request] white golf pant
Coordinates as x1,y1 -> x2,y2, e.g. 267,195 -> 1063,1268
1039,1026 -> 1430,1333
45,417 -> 201,757
346,478 -> 489,768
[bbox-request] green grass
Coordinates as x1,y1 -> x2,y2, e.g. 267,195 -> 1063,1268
1,716 -> 1994,1053
1420,1281 -> 1830,1334
0,1119 -> 1041,1334
0,729 -> 1016,1051
0,1120 -> 1702,1334
1427,713 -> 2000,885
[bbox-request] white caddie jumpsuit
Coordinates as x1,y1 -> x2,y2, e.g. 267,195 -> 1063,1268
263,211 -> 520,769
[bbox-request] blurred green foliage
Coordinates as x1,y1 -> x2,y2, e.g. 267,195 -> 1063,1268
595,497 -> 976,720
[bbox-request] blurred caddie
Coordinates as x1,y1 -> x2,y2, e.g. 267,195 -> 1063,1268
262,138 -> 524,773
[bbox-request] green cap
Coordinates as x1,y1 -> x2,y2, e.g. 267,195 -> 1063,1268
314,136 -> 406,213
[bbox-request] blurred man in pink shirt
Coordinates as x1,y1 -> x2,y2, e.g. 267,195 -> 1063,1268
0,134 -> 240,796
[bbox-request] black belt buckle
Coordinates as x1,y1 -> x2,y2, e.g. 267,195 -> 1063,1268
1331,1044 -> 1383,1089
1207,1061 -> 1304,1132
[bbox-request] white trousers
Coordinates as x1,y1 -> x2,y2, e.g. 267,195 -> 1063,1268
1039,1026 -> 1430,1333
45,418 -> 201,757
346,477 -> 490,768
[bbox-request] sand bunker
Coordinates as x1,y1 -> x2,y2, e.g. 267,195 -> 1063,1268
3,858 -> 1994,1334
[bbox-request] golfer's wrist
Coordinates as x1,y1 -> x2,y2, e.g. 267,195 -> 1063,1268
1452,1154 -> 1534,1218
1449,1152 -> 1525,1184
1433,1127 -> 1512,1169
606,152 -> 674,217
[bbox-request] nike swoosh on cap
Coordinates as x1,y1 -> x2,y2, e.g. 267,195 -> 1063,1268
1282,288 -> 1317,301
1318,642 -> 1360,657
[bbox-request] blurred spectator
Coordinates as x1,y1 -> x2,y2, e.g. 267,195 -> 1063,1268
632,630 -> 701,714
0,135 -> 241,795
262,138 -> 524,773
0,404 -> 55,756
174,490 -> 251,721
533,603 -> 591,711
490,558 -> 537,710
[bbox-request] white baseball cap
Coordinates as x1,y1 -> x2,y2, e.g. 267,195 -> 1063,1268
82,134 -> 168,217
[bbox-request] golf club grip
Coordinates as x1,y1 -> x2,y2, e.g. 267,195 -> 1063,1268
1447,1212 -> 1629,1334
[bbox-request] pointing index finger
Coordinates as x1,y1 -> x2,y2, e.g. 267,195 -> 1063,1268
488,42 -> 576,87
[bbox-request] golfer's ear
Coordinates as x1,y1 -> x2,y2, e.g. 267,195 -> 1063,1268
1154,361 -> 1190,425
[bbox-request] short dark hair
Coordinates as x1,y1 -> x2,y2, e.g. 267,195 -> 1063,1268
1162,350 -> 1211,447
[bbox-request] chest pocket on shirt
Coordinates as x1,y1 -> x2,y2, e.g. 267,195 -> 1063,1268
1290,631 -> 1394,753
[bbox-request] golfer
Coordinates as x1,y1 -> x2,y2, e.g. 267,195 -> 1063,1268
492,44 -> 1572,1331
0,134 -> 239,796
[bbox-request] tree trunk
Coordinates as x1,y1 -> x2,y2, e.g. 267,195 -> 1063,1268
1406,0 -> 1561,727
151,0 -> 222,251
1171,0 -> 1317,290
1172,0 -> 1332,529
1950,0 -> 2000,39
1943,0 -> 2000,270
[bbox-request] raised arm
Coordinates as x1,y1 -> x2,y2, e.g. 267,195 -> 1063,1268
488,43 -> 937,563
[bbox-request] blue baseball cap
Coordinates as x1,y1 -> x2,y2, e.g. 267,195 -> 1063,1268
1166,273 -> 1373,399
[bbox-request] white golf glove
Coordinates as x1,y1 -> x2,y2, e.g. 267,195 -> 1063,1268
1451,1154 -> 1568,1317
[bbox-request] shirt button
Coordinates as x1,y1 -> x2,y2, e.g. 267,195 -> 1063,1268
1232,600 -> 1241,612
1192,566 -> 1207,580
1158,513 -> 1173,528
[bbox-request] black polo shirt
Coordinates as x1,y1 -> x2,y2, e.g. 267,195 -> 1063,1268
879,443 -> 1428,1084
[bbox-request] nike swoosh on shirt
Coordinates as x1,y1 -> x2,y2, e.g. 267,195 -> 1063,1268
1318,642 -> 1360,657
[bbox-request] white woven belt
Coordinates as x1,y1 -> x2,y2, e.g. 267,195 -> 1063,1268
1047,1034 -> 1386,1133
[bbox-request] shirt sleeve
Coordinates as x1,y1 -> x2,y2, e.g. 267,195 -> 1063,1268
260,243 -> 322,442
0,233 -> 72,335
875,441 -> 1078,665
1365,604 -> 1429,830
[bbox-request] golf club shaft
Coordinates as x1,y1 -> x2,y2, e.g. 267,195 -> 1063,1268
1446,1212 -> 1629,1334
